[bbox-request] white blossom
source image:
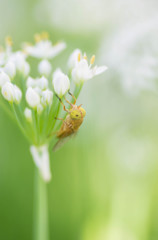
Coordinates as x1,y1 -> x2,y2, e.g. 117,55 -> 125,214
0,71 -> 11,88
68,49 -> 81,70
52,68 -> 70,97
38,59 -> 52,76
37,76 -> 48,90
26,87 -> 40,108
4,61 -> 16,78
27,76 -> 48,90
37,103 -> 44,114
26,76 -> 37,88
25,40 -> 66,59
13,85 -> 22,103
9,51 -> 30,76
71,53 -> 107,85
41,89 -> 53,106
34,87 -> 42,96
24,108 -> 32,122
1,82 -> 22,103
1,82 -> 14,102
23,61 -> 30,76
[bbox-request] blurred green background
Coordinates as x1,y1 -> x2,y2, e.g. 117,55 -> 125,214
1,0 -> 158,239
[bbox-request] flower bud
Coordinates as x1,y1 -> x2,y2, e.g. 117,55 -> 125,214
23,61 -> 30,76
13,85 -> 22,104
37,76 -> 48,90
37,104 -> 43,114
4,61 -> 16,79
24,108 -> 32,122
26,76 -> 36,88
38,59 -> 52,76
52,68 -> 70,97
41,89 -> 53,106
0,71 -> 11,88
1,82 -> 15,102
26,87 -> 40,108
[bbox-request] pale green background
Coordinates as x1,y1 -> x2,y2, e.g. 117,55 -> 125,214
1,0 -> 158,240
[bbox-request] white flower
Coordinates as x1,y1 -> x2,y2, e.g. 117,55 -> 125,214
30,144 -> 51,182
38,59 -> 52,76
1,82 -> 22,103
41,89 -> 53,106
9,51 -> 26,69
1,82 -> 14,102
13,85 -> 22,103
4,61 -> 16,78
25,40 -> 66,59
34,87 -> 42,96
26,87 -> 40,108
26,76 -> 48,90
52,68 -> 70,97
0,71 -> 10,88
9,51 -> 30,76
68,49 -> 81,70
23,61 -> 30,76
24,108 -> 32,122
71,54 -> 107,85
37,103 -> 44,114
26,76 -> 36,88
37,76 -> 48,90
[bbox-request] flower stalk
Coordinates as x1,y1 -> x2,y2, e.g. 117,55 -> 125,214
34,168 -> 49,240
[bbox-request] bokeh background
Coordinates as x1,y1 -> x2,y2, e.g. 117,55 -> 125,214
1,0 -> 158,239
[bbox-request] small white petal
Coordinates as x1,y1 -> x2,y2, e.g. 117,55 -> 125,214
93,65 -> 108,75
37,76 -> 48,90
68,49 -> 81,69
71,57 -> 108,84
71,59 -> 92,84
41,89 -> 53,106
1,82 -> 14,102
4,61 -> 16,78
0,71 -> 11,88
26,76 -> 48,90
38,59 -> 52,76
26,76 -> 36,88
9,51 -> 26,70
37,103 -> 44,114
26,87 -> 40,108
25,40 -> 66,59
24,108 -> 32,122
34,87 -> 42,96
52,68 -> 70,97
23,61 -> 30,76
13,85 -> 22,104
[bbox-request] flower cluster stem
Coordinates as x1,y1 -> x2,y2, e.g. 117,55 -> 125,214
33,168 -> 49,240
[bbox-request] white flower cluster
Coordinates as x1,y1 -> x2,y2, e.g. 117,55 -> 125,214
0,33 -> 107,181
25,76 -> 53,114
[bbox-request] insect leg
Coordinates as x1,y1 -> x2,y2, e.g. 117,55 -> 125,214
55,117 -> 65,122
68,91 -> 76,104
64,96 -> 73,107
55,94 -> 70,113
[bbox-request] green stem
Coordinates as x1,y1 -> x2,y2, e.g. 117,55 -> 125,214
34,168 -> 49,240
11,103 -> 31,143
